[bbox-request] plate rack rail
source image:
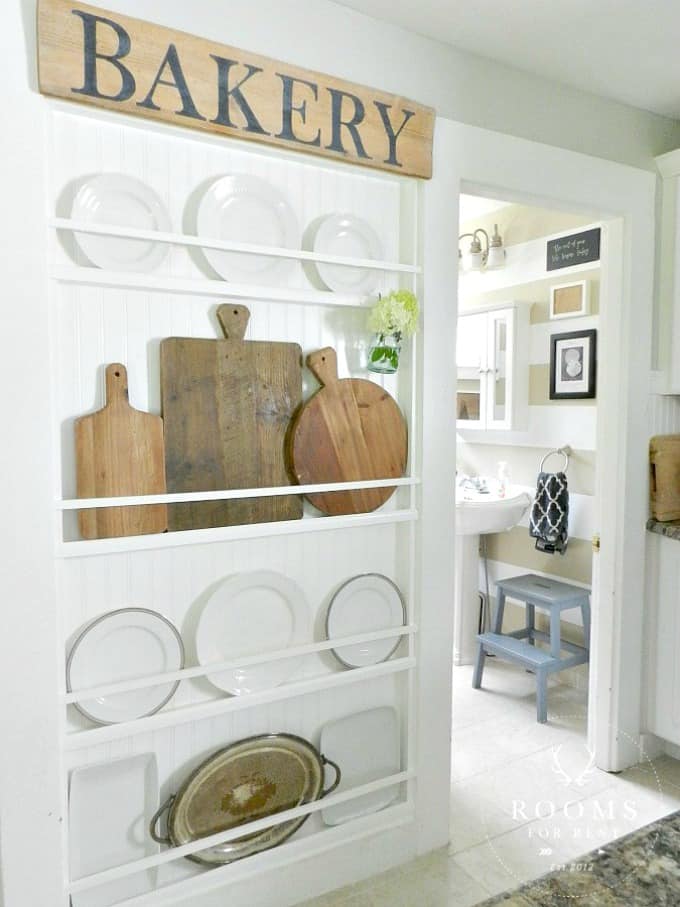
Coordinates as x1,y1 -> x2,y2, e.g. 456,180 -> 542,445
48,103 -> 423,907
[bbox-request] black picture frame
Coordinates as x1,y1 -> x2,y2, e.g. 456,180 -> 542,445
549,329 -> 597,400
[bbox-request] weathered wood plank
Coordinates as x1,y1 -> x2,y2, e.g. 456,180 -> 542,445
38,0 -> 434,179
161,305 -> 303,530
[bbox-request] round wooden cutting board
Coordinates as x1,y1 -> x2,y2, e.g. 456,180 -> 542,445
289,348 -> 408,515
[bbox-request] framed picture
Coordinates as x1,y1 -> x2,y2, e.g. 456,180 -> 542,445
550,280 -> 590,320
550,329 -> 597,400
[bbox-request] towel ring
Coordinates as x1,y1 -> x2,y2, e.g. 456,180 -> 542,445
540,448 -> 570,473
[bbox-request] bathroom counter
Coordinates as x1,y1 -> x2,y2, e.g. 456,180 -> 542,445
479,809 -> 680,905
647,517 -> 680,541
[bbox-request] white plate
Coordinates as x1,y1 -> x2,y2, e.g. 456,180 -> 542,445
326,574 -> 406,668
67,608 -> 185,725
196,175 -> 299,284
312,213 -> 383,294
196,571 -> 311,695
71,173 -> 171,271
69,753 -> 158,906
320,707 -> 400,826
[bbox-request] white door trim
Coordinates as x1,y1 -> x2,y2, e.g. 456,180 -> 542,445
442,120 -> 655,776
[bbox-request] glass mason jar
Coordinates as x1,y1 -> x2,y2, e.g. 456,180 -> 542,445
367,332 -> 402,374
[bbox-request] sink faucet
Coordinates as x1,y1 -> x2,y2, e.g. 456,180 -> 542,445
457,475 -> 489,494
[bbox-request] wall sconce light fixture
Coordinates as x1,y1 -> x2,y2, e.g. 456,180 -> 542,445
458,223 -> 505,272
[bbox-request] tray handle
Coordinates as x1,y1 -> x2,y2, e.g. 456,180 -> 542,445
321,755 -> 342,797
149,794 -> 176,845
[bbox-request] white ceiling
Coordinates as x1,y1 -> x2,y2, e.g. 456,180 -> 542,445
334,0 -> 680,119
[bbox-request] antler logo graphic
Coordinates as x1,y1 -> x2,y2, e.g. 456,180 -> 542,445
550,745 -> 597,788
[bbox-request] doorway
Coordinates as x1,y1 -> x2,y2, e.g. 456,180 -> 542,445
447,189 -> 668,897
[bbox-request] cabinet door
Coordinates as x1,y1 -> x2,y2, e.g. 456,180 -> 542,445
648,534 -> 680,746
456,313 -> 486,427
486,308 -> 514,430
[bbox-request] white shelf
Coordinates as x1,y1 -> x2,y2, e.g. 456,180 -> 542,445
108,802 -> 415,907
68,776 -> 414,896
64,624 -> 417,702
63,656 -> 416,749
50,263 -> 378,307
51,218 -> 421,275
57,508 -> 419,557
58,477 -> 420,510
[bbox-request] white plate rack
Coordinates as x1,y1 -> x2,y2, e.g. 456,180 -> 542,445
47,104 -> 423,907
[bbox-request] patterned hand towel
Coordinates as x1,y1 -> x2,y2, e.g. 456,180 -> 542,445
529,471 -> 569,555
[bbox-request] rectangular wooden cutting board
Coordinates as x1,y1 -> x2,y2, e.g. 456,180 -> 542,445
75,363 -> 167,538
160,305 -> 303,530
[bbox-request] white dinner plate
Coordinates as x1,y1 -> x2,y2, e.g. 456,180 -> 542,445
320,707 -> 400,826
312,213 -> 383,294
196,571 -> 311,695
67,607 -> 185,725
71,173 -> 172,271
69,753 -> 158,906
196,175 -> 300,284
326,574 -> 406,668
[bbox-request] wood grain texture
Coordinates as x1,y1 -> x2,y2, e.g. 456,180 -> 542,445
75,363 -> 167,538
161,305 -> 303,530
38,0 -> 434,179
289,348 -> 407,515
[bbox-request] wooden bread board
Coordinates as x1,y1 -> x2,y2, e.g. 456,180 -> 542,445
650,434 -> 680,521
288,347 -> 407,515
75,363 -> 167,539
160,305 -> 303,530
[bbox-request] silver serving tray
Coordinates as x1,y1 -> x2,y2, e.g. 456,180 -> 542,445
150,733 -> 340,865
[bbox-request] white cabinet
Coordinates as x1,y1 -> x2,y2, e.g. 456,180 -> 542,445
654,149 -> 680,394
456,304 -> 528,432
645,531 -> 680,745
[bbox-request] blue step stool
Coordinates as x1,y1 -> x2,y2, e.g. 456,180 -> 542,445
472,573 -> 591,723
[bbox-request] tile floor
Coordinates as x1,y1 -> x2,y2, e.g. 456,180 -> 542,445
300,660 -> 680,907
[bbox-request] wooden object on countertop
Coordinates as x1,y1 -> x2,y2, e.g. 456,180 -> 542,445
288,347 -> 408,515
650,435 -> 680,521
161,305 -> 303,530
75,363 -> 167,539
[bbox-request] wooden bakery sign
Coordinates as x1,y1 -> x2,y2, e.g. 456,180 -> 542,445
37,0 -> 434,178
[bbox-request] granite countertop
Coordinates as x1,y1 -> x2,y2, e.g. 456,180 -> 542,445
647,518 -> 680,541
480,810 -> 680,906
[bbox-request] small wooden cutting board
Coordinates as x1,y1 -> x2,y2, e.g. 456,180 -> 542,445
161,305 -> 303,530
75,363 -> 167,539
288,348 -> 408,515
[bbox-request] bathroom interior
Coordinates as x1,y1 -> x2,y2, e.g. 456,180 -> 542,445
448,193 -> 642,891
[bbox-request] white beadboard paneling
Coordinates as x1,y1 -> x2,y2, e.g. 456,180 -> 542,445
458,404 -> 597,451
648,393 -> 680,434
529,315 -> 600,365
646,534 -> 680,744
48,105 -> 421,902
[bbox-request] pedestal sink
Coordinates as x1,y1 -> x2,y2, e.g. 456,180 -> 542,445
454,484 -> 532,665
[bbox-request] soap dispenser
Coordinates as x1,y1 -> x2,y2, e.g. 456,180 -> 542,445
497,461 -> 510,498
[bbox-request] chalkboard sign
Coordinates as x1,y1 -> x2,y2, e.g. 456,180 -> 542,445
547,228 -> 601,271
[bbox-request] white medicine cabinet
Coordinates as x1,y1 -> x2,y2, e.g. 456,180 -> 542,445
456,304 -> 529,432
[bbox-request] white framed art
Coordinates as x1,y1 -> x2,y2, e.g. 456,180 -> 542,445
550,280 -> 590,320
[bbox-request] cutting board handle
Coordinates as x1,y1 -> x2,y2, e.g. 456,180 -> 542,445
105,363 -> 130,407
217,304 -> 250,340
307,348 -> 338,386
